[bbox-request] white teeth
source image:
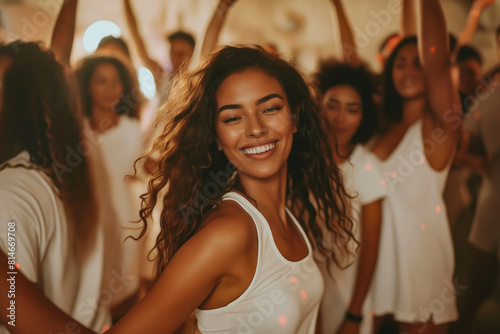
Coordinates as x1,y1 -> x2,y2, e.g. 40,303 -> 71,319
242,142 -> 276,155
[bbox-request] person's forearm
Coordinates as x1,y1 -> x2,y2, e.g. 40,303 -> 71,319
331,0 -> 360,66
401,0 -> 417,37
347,202 -> 382,314
51,0 -> 77,65
458,1 -> 496,46
0,251 -> 95,334
201,1 -> 235,57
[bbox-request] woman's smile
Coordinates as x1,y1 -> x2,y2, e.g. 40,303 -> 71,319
215,68 -> 297,179
240,140 -> 278,158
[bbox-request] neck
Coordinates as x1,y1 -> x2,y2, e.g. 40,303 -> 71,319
238,165 -> 288,227
402,95 -> 427,125
332,140 -> 354,164
90,106 -> 119,133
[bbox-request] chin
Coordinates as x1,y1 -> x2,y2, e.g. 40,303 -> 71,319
397,89 -> 426,100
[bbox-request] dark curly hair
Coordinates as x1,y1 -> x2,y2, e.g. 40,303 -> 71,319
0,41 -> 96,254
137,45 -> 355,276
75,55 -> 140,118
314,60 -> 379,144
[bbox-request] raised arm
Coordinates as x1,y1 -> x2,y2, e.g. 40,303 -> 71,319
50,0 -> 77,66
331,0 -> 361,66
401,0 -> 417,37
458,0 -> 497,47
123,0 -> 163,85
417,0 -> 462,171
200,0 -> 238,57
0,251 -> 96,334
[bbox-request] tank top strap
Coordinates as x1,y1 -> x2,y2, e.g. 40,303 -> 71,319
222,191 -> 313,262
221,191 -> 267,230
285,207 -> 313,255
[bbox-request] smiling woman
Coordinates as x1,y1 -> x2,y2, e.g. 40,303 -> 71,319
93,45 -> 356,333
215,69 -> 297,180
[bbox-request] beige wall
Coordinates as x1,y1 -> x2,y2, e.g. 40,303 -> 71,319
0,0 -> 499,73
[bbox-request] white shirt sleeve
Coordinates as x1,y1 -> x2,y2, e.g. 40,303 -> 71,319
0,175 -> 43,283
352,147 -> 387,205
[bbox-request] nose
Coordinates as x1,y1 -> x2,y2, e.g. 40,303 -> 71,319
332,108 -> 345,126
246,114 -> 268,138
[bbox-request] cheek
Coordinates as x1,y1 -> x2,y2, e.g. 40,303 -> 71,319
324,111 -> 336,127
392,68 -> 402,84
89,85 -> 100,100
115,84 -> 124,96
347,113 -> 363,131
215,124 -> 240,152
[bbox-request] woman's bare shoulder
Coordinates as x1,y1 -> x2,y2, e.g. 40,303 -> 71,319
197,199 -> 257,246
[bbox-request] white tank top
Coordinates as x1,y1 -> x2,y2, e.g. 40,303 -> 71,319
194,191 -> 324,333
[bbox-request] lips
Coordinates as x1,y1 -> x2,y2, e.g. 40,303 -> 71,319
240,141 -> 277,155
333,127 -> 347,135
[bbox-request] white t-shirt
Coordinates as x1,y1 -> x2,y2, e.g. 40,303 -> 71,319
318,144 -> 387,334
0,151 -> 111,333
94,116 -> 145,305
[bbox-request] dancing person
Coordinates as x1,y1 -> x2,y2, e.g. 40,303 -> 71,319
123,0 -> 195,85
314,61 -> 386,334
102,45 -> 354,333
5,44 -> 356,334
369,0 -> 462,333
312,2 -> 387,333
75,55 -> 144,320
0,41 -> 110,333
451,85 -> 500,334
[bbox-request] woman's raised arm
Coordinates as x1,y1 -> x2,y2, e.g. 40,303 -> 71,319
50,0 -> 77,66
330,0 -> 361,66
417,0 -> 462,171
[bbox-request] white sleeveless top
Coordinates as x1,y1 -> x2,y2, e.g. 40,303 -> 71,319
370,120 -> 458,324
194,192 -> 324,333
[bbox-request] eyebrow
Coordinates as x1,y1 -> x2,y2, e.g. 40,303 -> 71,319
217,93 -> 284,113
325,97 -> 361,106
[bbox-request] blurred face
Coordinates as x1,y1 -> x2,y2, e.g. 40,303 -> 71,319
215,68 -> 297,181
322,85 -> 363,146
392,43 -> 427,99
89,63 -> 124,111
169,39 -> 194,73
458,58 -> 481,96
0,56 -> 13,109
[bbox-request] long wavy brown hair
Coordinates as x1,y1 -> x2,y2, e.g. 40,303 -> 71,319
138,45 -> 355,276
0,41 -> 96,255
